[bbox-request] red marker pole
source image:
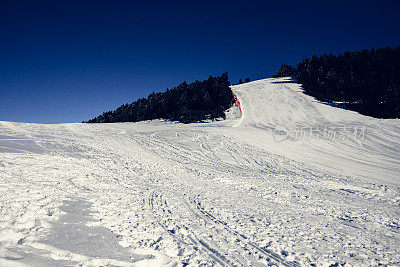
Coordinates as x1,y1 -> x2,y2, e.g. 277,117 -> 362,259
232,92 -> 242,116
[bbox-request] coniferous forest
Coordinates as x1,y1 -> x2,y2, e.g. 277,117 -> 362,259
274,46 -> 400,118
88,46 -> 400,124
86,73 -> 233,124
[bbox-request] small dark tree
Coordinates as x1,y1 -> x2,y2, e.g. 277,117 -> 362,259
238,78 -> 243,84
245,78 -> 251,83
273,63 -> 296,78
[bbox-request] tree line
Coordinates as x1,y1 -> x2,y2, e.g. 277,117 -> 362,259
237,77 -> 251,84
86,73 -> 234,124
273,46 -> 400,118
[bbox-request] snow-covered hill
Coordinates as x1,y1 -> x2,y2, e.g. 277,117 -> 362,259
1,78 -> 399,266
229,77 -> 400,183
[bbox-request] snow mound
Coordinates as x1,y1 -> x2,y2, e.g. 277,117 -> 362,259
231,77 -> 364,129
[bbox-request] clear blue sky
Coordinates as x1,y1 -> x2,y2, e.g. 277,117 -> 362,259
1,0 -> 399,123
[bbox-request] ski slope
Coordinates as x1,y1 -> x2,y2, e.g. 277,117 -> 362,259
0,77 -> 399,266
229,78 -> 400,184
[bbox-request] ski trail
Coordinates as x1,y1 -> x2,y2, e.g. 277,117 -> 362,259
1,77 -> 400,266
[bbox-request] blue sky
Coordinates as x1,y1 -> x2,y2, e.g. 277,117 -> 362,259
1,0 -> 399,123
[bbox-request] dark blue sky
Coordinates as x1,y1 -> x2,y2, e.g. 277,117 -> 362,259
1,0 -> 399,123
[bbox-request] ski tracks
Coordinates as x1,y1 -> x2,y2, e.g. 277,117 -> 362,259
145,187 -> 297,266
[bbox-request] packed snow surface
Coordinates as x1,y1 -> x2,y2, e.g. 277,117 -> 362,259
1,77 -> 399,266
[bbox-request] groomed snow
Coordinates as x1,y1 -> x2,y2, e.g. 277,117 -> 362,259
1,77 -> 399,266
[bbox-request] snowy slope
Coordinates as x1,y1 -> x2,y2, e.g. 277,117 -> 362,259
229,77 -> 400,184
0,77 -> 399,266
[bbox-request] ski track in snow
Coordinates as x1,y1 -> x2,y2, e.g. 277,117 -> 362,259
0,77 -> 399,266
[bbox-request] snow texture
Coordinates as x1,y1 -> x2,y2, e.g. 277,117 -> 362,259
0,77 -> 399,266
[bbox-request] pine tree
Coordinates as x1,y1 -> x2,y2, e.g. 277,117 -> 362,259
86,73 -> 234,123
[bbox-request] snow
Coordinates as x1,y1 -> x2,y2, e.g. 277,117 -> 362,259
0,77 -> 399,266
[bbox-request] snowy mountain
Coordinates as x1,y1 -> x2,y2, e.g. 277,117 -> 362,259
1,77 -> 399,266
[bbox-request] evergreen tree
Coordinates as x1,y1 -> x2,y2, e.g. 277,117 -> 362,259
287,46 -> 400,118
273,64 -> 296,78
86,73 -> 234,123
